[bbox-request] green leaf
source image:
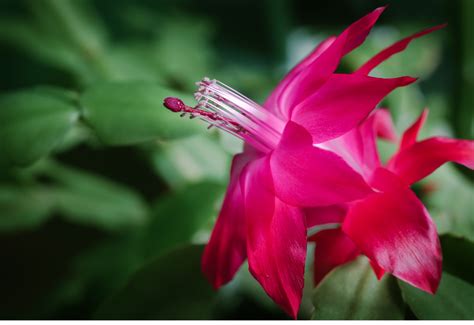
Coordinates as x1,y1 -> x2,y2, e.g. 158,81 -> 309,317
80,81 -> 203,145
312,257 -> 405,320
399,273 -> 474,320
144,181 -> 224,258
0,185 -> 54,231
95,245 -> 217,319
425,165 -> 474,241
441,235 -> 474,285
152,134 -> 230,188
154,17 -> 214,88
43,161 -> 148,231
42,233 -> 146,317
29,0 -> 108,57
0,88 -> 79,166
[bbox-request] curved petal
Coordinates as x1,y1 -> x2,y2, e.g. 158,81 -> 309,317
270,122 -> 373,207
202,152 -> 256,288
319,109 -> 396,181
327,109 -> 394,178
264,36 -> 336,119
309,228 -> 360,286
242,156 -> 306,319
374,108 -> 398,142
282,7 -> 386,111
400,108 -> 429,150
342,168 -> 442,293
305,204 -> 348,228
290,73 -> 416,144
369,259 -> 386,280
388,137 -> 474,185
356,24 -> 446,75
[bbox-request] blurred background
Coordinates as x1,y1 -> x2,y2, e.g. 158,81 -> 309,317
0,0 -> 472,320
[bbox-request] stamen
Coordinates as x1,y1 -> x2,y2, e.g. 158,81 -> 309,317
163,78 -> 286,152
163,96 -> 246,132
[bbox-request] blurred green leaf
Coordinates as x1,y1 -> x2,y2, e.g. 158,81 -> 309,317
399,273 -> 474,320
43,161 -> 148,231
440,235 -> 474,285
27,0 -> 108,57
152,134 -> 230,188
145,181 -> 224,258
0,185 -> 54,231
95,245 -> 217,319
41,233 -> 146,317
106,42 -> 165,82
452,0 -> 474,141
0,87 -> 79,166
154,17 -> 214,88
312,257 -> 405,320
0,0 -> 111,85
424,165 -> 474,241
0,16 -> 90,80
80,81 -> 202,145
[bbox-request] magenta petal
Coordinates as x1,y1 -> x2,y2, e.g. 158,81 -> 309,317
305,204 -> 348,228
388,137 -> 474,185
309,228 -> 360,286
242,156 -> 306,319
270,122 -> 373,207
374,108 -> 398,142
357,24 -> 447,75
369,259 -> 386,280
264,36 -> 336,119
320,109 -> 397,180
291,73 -> 416,144
202,153 -> 254,288
342,168 -> 442,294
283,7 -> 385,111
400,109 -> 429,150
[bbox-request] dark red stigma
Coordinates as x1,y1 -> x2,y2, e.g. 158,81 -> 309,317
163,97 -> 186,112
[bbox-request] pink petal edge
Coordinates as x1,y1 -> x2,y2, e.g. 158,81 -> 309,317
356,24 -> 447,75
342,168 -> 442,293
388,137 -> 474,185
291,73 -> 416,144
270,121 -> 374,207
309,228 -> 360,286
242,156 -> 306,319
202,153 -> 255,288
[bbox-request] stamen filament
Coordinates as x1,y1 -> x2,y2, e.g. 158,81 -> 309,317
164,78 -> 286,152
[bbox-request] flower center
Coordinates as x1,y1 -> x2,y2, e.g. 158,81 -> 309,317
163,78 -> 285,152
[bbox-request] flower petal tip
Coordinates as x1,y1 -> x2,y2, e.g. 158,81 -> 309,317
401,76 -> 419,86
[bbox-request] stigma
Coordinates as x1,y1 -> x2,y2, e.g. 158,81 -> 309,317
163,78 -> 285,152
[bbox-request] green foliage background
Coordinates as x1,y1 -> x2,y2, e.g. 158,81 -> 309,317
0,0 -> 472,320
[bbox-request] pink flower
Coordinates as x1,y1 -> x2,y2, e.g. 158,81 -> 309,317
309,108 -> 474,293
163,7 -> 448,318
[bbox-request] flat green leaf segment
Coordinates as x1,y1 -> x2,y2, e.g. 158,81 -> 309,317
0,81 -> 206,168
399,272 -> 474,320
42,161 -> 148,230
312,257 -> 405,320
426,166 -> 474,241
95,245 -> 217,319
81,82 -> 202,145
0,185 -> 54,231
0,87 -> 79,166
144,182 -> 224,258
0,161 -> 148,232
152,134 -> 230,188
440,235 -> 474,285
